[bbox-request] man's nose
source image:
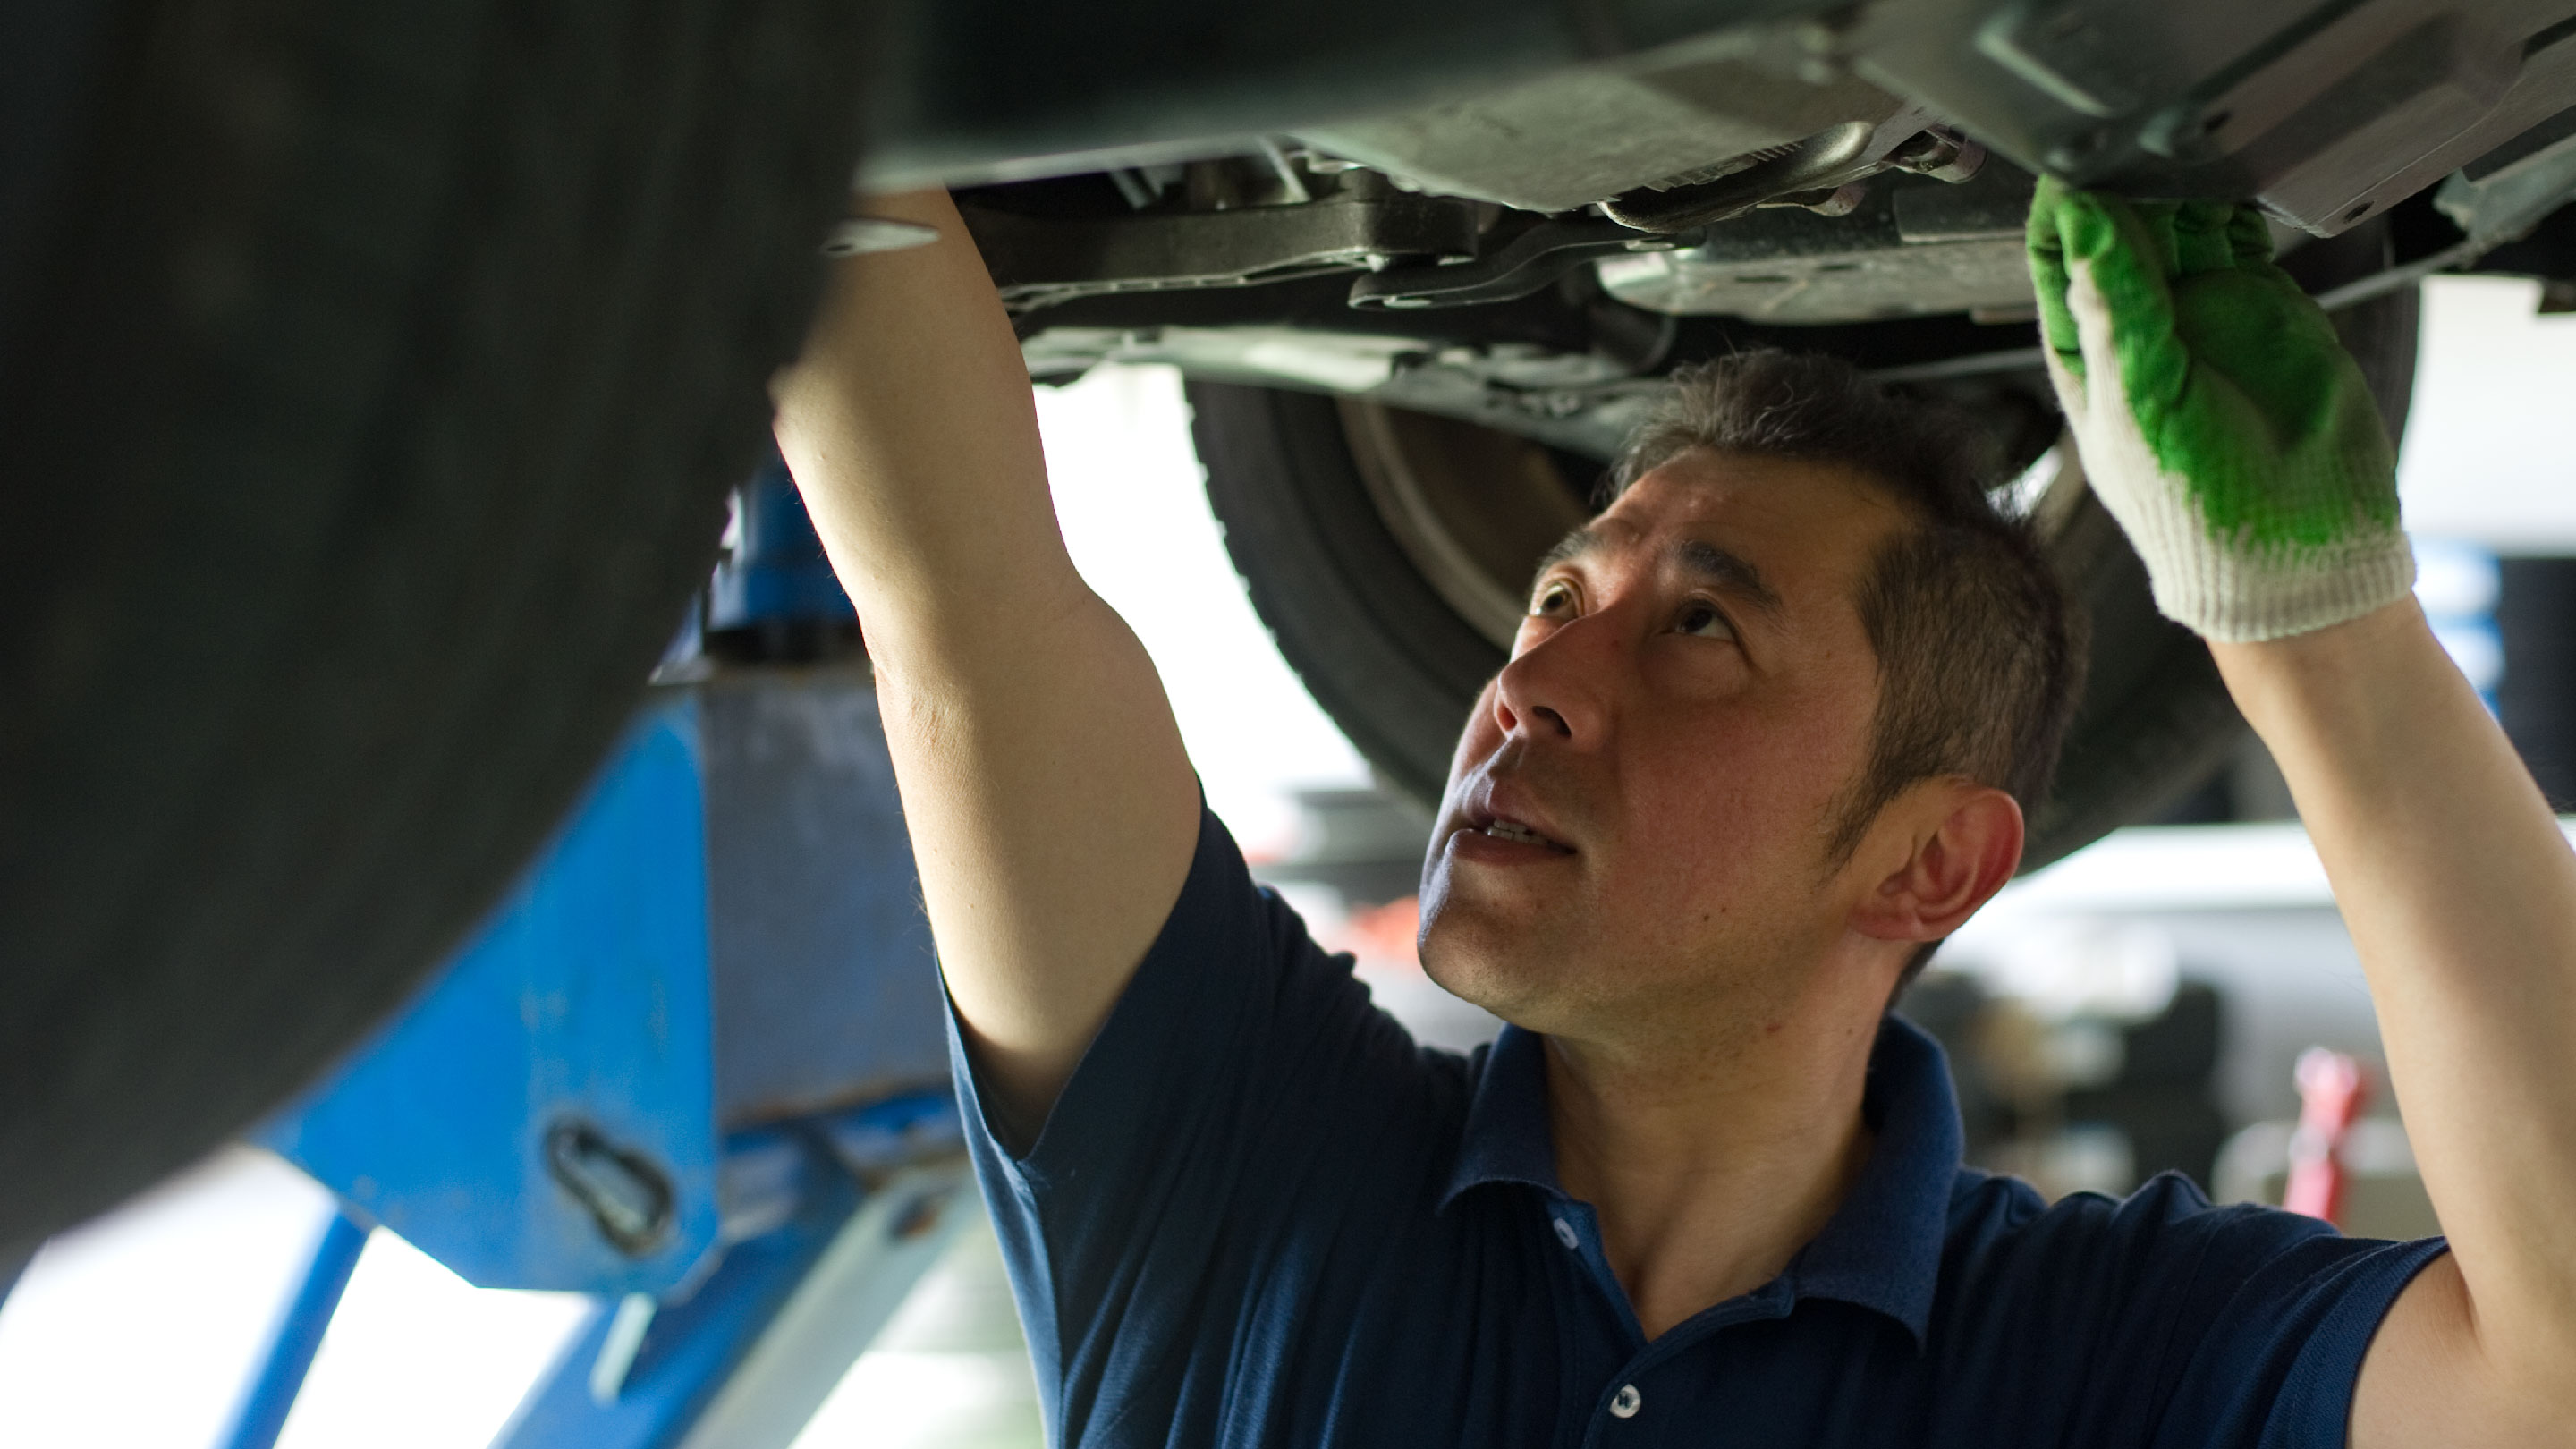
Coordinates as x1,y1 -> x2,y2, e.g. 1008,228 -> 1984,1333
1490,607 -> 1616,748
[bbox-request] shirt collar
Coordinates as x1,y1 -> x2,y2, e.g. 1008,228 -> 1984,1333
1439,1013 -> 1964,1348
1440,1023 -> 1562,1204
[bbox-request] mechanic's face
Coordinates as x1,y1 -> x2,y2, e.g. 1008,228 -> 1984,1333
1417,449 -> 1910,1043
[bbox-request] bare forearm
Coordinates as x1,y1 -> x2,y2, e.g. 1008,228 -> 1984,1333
771,191 -> 1073,668
770,190 -> 1199,1131
2213,601 -> 2576,1382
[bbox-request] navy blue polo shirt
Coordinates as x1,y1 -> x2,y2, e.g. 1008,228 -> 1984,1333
951,808 -> 2448,1447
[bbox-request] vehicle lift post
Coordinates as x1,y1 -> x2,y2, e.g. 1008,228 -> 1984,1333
199,453 -> 963,1449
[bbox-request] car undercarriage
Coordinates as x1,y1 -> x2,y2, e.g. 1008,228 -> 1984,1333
886,0 -> 2576,456
869,0 -> 2576,866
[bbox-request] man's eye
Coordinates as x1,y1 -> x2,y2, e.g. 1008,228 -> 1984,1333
1676,599 -> 1734,639
1530,582 -> 1574,616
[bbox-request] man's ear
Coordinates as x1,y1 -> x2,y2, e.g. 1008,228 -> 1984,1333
1849,781 -> 2025,946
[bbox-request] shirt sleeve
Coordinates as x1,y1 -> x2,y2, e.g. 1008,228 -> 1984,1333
1951,1172 -> 2446,1449
945,804 -> 1471,1446
2141,1183 -> 2447,1449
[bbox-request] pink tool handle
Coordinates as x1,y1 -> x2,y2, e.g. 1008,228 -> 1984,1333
2284,1047 -> 2368,1224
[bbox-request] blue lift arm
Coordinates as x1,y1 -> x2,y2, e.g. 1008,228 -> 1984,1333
207,455 -> 974,1449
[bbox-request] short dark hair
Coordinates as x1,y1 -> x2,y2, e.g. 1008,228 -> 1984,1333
1608,351 -> 2083,979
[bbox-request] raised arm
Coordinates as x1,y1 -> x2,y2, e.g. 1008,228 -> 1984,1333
770,190 -> 1201,1140
2216,604 -> 2576,1445
2028,180 -> 2576,1444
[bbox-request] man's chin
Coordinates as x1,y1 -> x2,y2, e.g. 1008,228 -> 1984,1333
1419,910 -> 1576,1029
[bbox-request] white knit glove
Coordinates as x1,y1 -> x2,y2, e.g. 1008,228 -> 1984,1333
2026,179 -> 2414,641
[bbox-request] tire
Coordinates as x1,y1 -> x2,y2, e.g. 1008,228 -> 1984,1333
0,0 -> 871,1254
1191,284 -> 2419,873
1193,392 -> 1566,804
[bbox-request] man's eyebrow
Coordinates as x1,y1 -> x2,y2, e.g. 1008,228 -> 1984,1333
1533,526 -> 1602,576
1531,529 -> 1784,617
1672,538 -> 1783,616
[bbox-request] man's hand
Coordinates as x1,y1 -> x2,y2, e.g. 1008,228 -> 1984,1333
2025,179 -> 2414,640
772,191 -> 1200,1144
2030,183 -> 2576,1445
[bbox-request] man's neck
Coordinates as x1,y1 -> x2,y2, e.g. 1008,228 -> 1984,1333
1543,991 -> 1883,1341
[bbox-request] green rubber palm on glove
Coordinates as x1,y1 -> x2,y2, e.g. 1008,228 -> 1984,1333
2025,178 -> 2412,641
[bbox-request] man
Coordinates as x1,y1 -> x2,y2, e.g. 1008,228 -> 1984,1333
771,179 -> 2576,1445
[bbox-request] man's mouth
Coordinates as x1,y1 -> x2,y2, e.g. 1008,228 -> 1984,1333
1477,815 -> 1571,852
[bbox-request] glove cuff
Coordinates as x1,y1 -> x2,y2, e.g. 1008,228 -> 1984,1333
2124,503 -> 2418,642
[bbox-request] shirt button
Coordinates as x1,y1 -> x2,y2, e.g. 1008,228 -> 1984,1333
1552,1216 -> 1580,1250
1610,1384 -> 1642,1419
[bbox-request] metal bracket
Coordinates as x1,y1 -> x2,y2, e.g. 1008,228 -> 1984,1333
1597,120 -> 1982,235
1600,121 -> 1883,232
496,1097 -> 970,1449
1349,217 -> 1688,310
965,191 -> 1479,313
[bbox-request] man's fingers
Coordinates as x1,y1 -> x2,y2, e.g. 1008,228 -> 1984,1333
2027,177 -> 2088,376
2038,343 -> 2090,422
2224,205 -> 2276,269
2128,199 -> 2184,278
2171,200 -> 2239,277
2063,257 -> 2126,411
2060,189 -> 2193,421
2224,203 -> 2318,301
